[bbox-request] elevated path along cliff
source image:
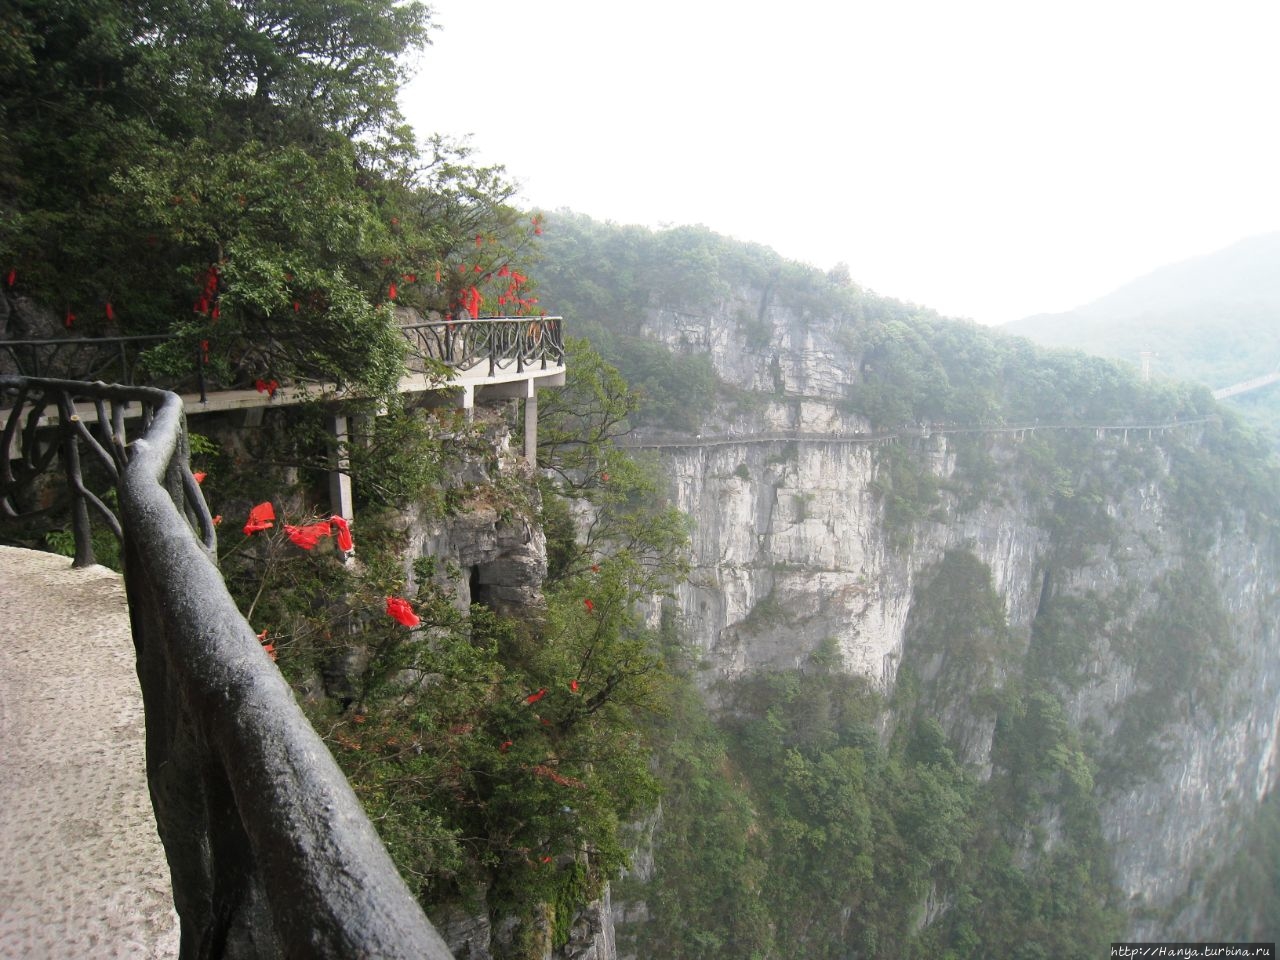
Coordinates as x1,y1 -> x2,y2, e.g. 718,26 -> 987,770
0,323 -> 548,954
0,546 -> 179,959
2,315 -> 566,458
3,315 -> 567,524
1212,370 -> 1280,401
618,417 -> 1219,451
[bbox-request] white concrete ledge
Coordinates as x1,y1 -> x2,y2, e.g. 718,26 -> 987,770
8,362 -> 566,430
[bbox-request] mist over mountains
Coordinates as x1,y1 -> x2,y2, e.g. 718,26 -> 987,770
1005,233 -> 1280,440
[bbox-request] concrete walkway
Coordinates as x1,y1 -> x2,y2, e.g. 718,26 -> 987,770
0,546 -> 179,959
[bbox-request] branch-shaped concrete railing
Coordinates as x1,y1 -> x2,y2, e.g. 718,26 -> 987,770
0,376 -> 453,959
401,315 -> 565,376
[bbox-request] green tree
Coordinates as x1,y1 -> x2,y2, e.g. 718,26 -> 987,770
537,338 -> 691,590
1,0 -> 537,394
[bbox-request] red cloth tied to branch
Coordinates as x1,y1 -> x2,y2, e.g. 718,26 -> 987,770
284,521 -> 331,550
256,628 -> 277,661
386,596 -> 420,627
330,515 -> 353,551
243,502 -> 275,535
464,286 -> 482,319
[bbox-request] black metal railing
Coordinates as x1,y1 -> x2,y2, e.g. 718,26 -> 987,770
400,315 -> 565,377
2,316 -> 565,406
0,376 -> 453,959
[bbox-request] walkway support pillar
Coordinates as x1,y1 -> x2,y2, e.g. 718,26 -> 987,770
524,382 -> 538,466
329,414 -> 353,544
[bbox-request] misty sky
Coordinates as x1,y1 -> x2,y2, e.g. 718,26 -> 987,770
400,0 -> 1280,326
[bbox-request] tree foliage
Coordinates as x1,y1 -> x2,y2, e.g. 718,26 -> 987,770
537,338 -> 691,591
1,0 -> 536,394
191,335 -> 690,952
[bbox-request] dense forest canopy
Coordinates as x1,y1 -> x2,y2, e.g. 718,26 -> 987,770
535,211 -> 1249,429
1,0 -> 539,393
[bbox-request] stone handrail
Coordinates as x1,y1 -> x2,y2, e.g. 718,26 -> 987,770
0,376 -> 453,959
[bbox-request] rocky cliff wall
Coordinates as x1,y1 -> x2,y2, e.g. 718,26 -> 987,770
627,291 -> 1280,938
392,405 -> 620,960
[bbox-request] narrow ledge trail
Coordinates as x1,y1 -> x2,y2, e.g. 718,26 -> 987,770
0,546 -> 179,960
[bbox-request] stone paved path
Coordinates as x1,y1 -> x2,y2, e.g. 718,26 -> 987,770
0,546 -> 179,959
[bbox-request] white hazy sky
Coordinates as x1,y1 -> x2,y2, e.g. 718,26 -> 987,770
401,0 -> 1280,326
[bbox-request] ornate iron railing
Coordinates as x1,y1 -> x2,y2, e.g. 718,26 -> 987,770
400,315 -> 565,377
0,376 -> 453,959
2,316 -> 565,406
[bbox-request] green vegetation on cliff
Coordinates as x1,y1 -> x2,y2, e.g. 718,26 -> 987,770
11,6 -> 1280,950
1005,233 -> 1280,445
536,212 -> 1280,953
620,553 -> 1120,960
182,342 -> 686,956
2,0 -> 537,393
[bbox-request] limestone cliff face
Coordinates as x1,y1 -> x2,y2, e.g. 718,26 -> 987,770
394,406 -> 619,960
396,407 -> 548,619
624,291 -> 1280,938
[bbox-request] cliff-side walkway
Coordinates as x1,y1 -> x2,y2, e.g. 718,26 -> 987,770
0,546 -> 179,959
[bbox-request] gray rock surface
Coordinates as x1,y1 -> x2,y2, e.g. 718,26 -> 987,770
627,289 -> 1280,938
0,546 -> 179,959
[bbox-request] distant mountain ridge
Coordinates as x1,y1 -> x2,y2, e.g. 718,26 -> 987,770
1003,232 -> 1280,448
1005,232 -> 1280,440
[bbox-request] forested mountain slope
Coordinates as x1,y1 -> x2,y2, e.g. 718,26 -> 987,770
1006,233 -> 1280,444
533,211 -> 1280,957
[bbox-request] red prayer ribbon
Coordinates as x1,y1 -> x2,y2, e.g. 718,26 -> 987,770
386,596 -> 420,627
330,515 -> 353,551
284,521 -> 331,550
243,502 -> 276,535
